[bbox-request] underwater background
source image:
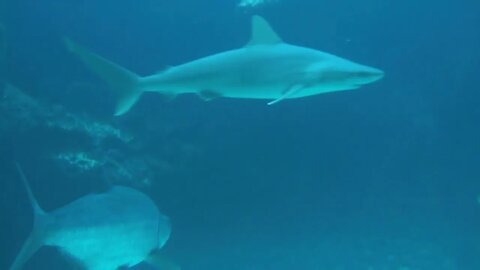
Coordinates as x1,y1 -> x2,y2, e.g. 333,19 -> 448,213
1,0 -> 479,269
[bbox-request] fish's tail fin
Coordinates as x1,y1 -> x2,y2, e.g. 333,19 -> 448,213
9,163 -> 49,270
64,38 -> 143,116
9,231 -> 44,270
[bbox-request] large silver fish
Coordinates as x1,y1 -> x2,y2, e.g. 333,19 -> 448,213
9,164 -> 176,270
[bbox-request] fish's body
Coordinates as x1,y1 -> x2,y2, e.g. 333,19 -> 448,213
9,165 -> 173,270
44,187 -> 170,270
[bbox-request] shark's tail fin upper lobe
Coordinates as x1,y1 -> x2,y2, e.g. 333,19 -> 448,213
64,38 -> 142,116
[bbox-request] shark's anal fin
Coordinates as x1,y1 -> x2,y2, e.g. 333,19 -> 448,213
246,15 -> 283,47
198,89 -> 222,101
268,84 -> 304,105
146,249 -> 180,270
9,163 -> 48,270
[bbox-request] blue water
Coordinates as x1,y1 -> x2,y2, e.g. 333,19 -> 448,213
1,0 -> 479,269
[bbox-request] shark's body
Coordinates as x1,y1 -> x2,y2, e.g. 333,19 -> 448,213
66,16 -> 384,116
9,164 -> 173,270
143,44 -> 361,99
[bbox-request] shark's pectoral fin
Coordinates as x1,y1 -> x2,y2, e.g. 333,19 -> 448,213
246,16 -> 283,47
198,90 -> 222,101
146,249 -> 180,270
268,84 -> 304,105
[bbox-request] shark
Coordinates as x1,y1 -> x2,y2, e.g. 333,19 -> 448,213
9,163 -> 176,270
65,16 -> 384,116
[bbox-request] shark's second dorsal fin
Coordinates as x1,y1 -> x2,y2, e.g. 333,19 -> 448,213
246,15 -> 282,47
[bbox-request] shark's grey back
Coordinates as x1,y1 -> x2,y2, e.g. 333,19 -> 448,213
44,186 -> 171,270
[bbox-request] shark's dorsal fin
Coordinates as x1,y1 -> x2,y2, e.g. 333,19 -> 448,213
246,15 -> 282,47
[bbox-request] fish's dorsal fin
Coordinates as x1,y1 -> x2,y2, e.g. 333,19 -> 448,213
246,15 -> 282,47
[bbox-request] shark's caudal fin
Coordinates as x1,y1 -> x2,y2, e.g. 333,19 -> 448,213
64,38 -> 143,116
9,163 -> 49,270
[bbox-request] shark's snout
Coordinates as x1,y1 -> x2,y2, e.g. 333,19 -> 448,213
355,66 -> 384,84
